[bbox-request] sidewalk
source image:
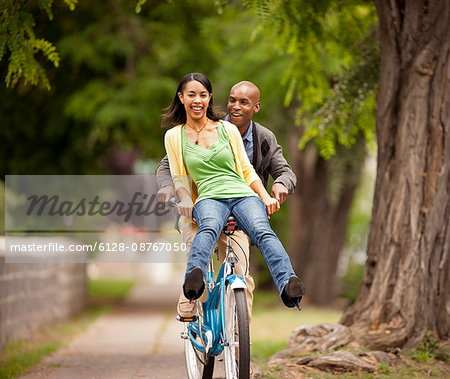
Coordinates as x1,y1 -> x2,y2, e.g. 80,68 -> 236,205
19,277 -> 225,379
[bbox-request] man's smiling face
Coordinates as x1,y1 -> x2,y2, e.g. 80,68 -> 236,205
227,82 -> 260,133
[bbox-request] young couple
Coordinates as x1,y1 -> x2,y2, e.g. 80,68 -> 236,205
158,72 -> 304,318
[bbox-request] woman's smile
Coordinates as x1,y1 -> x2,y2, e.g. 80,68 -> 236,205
178,80 -> 212,121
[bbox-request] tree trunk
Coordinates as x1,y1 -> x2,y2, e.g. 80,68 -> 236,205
341,0 -> 450,349
288,124 -> 365,306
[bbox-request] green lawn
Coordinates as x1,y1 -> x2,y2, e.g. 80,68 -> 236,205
251,290 -> 342,360
87,277 -> 136,300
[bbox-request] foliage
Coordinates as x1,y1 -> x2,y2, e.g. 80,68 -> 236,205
0,181 -> 4,234
54,0 -> 221,162
201,4 -> 293,138
339,258 -> 365,303
244,0 -> 379,159
300,28 -> 379,159
236,2 -> 379,293
409,330 -> 450,364
327,133 -> 367,205
1,0 -> 379,168
1,0 -> 226,175
0,0 -> 77,90
345,153 -> 375,251
0,1 -> 297,176
339,152 -> 376,301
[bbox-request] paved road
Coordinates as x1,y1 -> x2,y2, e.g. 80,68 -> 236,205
20,279 -> 226,379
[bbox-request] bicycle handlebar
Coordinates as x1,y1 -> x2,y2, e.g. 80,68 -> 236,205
168,197 -> 179,208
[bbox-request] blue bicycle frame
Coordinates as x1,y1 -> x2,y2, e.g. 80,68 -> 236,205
187,258 -> 246,357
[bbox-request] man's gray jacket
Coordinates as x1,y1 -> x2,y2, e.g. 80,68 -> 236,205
156,121 -> 296,193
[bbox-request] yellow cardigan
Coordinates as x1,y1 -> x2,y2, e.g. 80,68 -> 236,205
164,120 -> 260,202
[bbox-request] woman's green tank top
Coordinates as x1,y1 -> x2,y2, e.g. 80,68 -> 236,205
182,121 -> 257,203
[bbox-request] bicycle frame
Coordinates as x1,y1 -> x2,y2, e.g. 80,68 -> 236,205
186,239 -> 247,358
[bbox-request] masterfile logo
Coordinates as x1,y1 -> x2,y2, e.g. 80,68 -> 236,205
6,175 -> 178,231
5,175 -> 192,263
25,192 -> 168,221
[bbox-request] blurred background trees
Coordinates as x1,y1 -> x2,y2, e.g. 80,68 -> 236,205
242,0 -> 379,305
1,0 -> 377,307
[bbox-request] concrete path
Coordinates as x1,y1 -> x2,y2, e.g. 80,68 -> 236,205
20,278 -> 226,379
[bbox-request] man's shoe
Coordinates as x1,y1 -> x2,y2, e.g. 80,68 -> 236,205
177,294 -> 197,318
281,276 -> 305,310
183,267 -> 205,301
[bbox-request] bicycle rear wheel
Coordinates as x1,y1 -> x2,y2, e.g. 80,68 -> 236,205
184,322 -> 215,379
223,286 -> 250,379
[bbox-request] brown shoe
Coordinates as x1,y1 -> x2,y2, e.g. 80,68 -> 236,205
177,293 -> 197,318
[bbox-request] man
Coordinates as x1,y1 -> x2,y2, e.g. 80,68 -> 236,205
156,81 -> 296,320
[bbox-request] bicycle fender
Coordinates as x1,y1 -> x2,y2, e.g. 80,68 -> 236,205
205,330 -> 213,354
227,275 -> 247,290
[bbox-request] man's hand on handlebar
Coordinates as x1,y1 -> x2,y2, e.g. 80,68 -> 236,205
168,187 -> 194,220
157,185 -> 176,209
176,198 -> 194,220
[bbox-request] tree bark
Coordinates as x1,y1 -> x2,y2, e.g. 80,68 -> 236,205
341,0 -> 450,349
288,124 -> 364,306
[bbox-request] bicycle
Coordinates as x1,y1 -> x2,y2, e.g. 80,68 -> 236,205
168,198 -> 250,379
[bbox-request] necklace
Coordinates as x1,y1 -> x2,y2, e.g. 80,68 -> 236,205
185,119 -> 209,145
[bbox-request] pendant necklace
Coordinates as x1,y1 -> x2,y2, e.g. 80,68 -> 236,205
185,119 -> 209,145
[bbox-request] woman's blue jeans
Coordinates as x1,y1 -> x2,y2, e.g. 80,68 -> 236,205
186,196 -> 296,302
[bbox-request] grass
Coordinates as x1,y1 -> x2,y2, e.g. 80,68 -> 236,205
0,342 -> 61,379
255,355 -> 450,379
406,329 -> 449,364
299,361 -> 450,379
87,277 -> 135,300
250,290 -> 342,370
0,277 -> 135,379
0,306 -> 110,379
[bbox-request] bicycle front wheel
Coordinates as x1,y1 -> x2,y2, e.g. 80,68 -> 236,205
184,322 -> 215,379
223,286 -> 250,379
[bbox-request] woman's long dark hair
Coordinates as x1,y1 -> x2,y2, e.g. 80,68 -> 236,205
161,73 -> 221,128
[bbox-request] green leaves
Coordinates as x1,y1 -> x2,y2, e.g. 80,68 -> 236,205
245,0 -> 379,159
135,0 -> 146,14
299,25 -> 379,159
64,0 -> 78,12
1,0 -> 76,90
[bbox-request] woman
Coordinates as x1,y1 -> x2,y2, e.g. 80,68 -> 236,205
163,73 -> 304,308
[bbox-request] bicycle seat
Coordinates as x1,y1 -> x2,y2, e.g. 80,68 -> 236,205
224,215 -> 239,234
